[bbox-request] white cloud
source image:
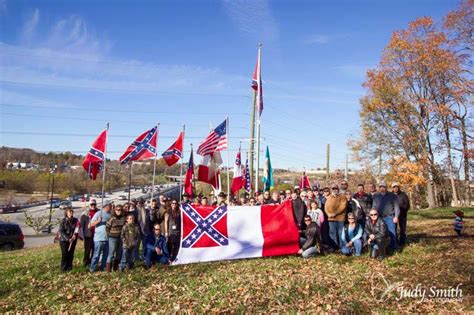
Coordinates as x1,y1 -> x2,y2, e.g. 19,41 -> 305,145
20,8 -> 39,45
222,0 -> 279,43
303,34 -> 329,45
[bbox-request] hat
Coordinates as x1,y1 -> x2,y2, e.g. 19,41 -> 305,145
103,200 -> 113,207
279,190 -> 285,195
183,193 -> 189,197
453,210 -> 464,218
89,198 -> 97,204
391,182 -> 400,188
331,184 -> 339,189
218,192 -> 227,198
379,181 -> 387,187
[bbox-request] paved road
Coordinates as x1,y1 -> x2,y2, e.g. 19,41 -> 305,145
4,184 -> 180,248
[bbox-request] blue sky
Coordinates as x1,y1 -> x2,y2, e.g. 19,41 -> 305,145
0,0 -> 460,170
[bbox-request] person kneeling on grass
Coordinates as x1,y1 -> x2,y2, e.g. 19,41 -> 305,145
119,214 -> 140,272
365,209 -> 389,260
298,215 -> 323,258
145,223 -> 170,268
340,212 -> 363,257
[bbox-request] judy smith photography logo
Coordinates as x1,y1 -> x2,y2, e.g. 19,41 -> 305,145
378,273 -> 463,303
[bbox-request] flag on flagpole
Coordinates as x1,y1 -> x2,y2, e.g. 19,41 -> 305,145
162,130 -> 184,166
197,119 -> 227,156
119,126 -> 158,164
231,149 -> 243,196
243,157 -> 251,193
183,148 -> 194,197
82,129 -> 107,180
299,171 -> 311,190
262,146 -> 273,192
251,46 -> 263,117
197,151 -> 222,192
173,201 -> 299,265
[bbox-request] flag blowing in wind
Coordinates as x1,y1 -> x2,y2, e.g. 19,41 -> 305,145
262,146 -> 273,191
197,152 -> 222,192
82,129 -> 107,180
243,158 -> 251,193
231,150 -> 243,195
251,46 -> 263,117
173,201 -> 299,265
162,130 -> 184,166
299,171 -> 311,190
119,126 -> 158,164
183,148 -> 194,197
196,118 -> 228,156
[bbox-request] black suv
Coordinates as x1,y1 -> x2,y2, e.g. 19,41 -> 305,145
0,221 -> 25,250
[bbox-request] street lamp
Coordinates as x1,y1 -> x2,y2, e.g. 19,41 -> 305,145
47,163 -> 58,233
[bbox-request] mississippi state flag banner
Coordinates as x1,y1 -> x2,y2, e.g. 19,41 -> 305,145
173,200 -> 299,265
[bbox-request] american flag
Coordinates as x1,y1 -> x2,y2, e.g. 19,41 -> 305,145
197,118 -> 228,156
119,126 -> 158,164
243,158 -> 251,193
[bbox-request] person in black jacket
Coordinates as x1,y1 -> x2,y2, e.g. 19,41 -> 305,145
291,191 -> 307,235
365,209 -> 389,260
298,215 -> 322,258
58,207 -> 80,272
353,184 -> 372,228
392,183 -> 410,246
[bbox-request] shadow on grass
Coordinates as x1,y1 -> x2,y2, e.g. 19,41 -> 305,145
407,233 -> 473,244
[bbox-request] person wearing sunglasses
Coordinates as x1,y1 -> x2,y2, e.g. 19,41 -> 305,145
144,224 -> 170,268
297,215 -> 323,258
340,213 -> 363,257
365,209 -> 389,260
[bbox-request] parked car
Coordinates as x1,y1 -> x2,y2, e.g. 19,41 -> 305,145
59,200 -> 72,209
47,199 -> 61,208
68,195 -> 81,202
118,195 -> 127,200
0,204 -> 20,214
0,221 -> 24,250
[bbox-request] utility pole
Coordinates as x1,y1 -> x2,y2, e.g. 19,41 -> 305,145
344,154 -> 348,181
47,163 -> 57,233
326,144 -> 330,182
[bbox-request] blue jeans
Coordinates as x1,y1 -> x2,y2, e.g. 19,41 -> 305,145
301,246 -> 318,258
341,238 -> 362,256
382,216 -> 399,251
328,221 -> 344,249
107,237 -> 122,264
120,247 -> 136,271
89,240 -> 108,272
145,250 -> 169,267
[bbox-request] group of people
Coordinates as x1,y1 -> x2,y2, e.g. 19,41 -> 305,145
57,180 -> 411,272
289,180 -> 410,260
58,195 -> 182,272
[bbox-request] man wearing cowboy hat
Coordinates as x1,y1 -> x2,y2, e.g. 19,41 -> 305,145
392,182 -> 410,246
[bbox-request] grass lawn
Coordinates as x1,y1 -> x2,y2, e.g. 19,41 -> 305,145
1,207 -> 473,312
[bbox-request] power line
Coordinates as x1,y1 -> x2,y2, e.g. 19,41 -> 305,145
0,131 -> 244,139
0,80 -> 251,98
0,103 -> 250,116
0,112 -> 249,129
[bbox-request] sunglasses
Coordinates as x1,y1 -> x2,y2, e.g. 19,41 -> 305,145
369,213 -> 378,216
348,217 -> 355,220
154,228 -> 160,231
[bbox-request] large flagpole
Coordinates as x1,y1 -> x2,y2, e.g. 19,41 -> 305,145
150,123 -> 160,203
101,122 -> 109,211
226,117 -> 230,198
191,143 -> 196,195
179,125 -> 185,201
255,44 -> 262,194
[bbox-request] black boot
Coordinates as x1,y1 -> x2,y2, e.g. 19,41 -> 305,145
371,248 -> 379,259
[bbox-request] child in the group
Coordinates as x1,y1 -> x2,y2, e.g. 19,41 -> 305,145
119,214 -> 140,272
453,210 -> 464,237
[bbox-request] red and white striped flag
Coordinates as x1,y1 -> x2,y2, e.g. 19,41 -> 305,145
231,150 -> 243,196
197,118 -> 228,156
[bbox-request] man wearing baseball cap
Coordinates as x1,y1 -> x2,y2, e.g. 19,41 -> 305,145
89,201 -> 112,272
372,180 -> 400,252
392,183 -> 410,246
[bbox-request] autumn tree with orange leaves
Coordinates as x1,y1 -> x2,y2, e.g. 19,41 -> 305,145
352,1 -> 473,209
